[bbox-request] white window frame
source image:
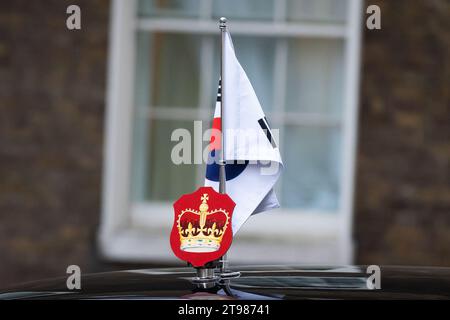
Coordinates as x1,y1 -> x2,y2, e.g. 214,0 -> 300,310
99,0 -> 363,265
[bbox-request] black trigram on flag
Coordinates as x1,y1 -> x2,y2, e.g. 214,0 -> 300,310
258,117 -> 277,149
216,79 -> 222,102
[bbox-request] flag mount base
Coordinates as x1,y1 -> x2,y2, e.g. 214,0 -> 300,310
190,268 -> 241,290
192,267 -> 219,289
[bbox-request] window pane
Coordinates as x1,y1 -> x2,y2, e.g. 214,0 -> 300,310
286,0 -> 347,23
135,32 -> 151,107
132,34 -> 201,202
131,33 -> 152,202
146,33 -> 201,108
138,0 -> 201,18
286,39 -> 344,116
131,8 -> 348,211
212,0 -> 274,21
211,36 -> 275,112
147,119 -> 197,201
282,126 -> 341,210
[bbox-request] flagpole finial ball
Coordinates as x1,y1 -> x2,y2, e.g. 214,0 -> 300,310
219,17 -> 227,28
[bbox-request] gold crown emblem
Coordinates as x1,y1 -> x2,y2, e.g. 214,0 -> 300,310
177,193 -> 230,253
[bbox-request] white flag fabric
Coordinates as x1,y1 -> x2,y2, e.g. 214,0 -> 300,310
205,31 -> 283,234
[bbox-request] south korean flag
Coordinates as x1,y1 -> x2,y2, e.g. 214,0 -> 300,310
205,30 -> 283,234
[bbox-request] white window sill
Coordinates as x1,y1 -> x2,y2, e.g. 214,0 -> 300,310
98,203 -> 352,265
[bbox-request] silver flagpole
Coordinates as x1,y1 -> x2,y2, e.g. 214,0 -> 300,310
218,17 -> 240,285
218,17 -> 228,274
192,17 -> 236,291
219,17 -> 227,195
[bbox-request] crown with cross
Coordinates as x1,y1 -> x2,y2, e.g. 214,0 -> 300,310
177,193 -> 230,253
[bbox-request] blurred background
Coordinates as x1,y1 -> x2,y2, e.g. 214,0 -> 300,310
0,0 -> 448,288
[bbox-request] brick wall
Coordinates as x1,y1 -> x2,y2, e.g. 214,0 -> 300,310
0,0 -> 110,287
355,0 -> 450,265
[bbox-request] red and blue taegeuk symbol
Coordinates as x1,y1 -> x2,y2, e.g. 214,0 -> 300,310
205,117 -> 248,181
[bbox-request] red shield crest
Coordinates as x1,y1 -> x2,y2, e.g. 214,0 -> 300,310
170,186 -> 235,267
